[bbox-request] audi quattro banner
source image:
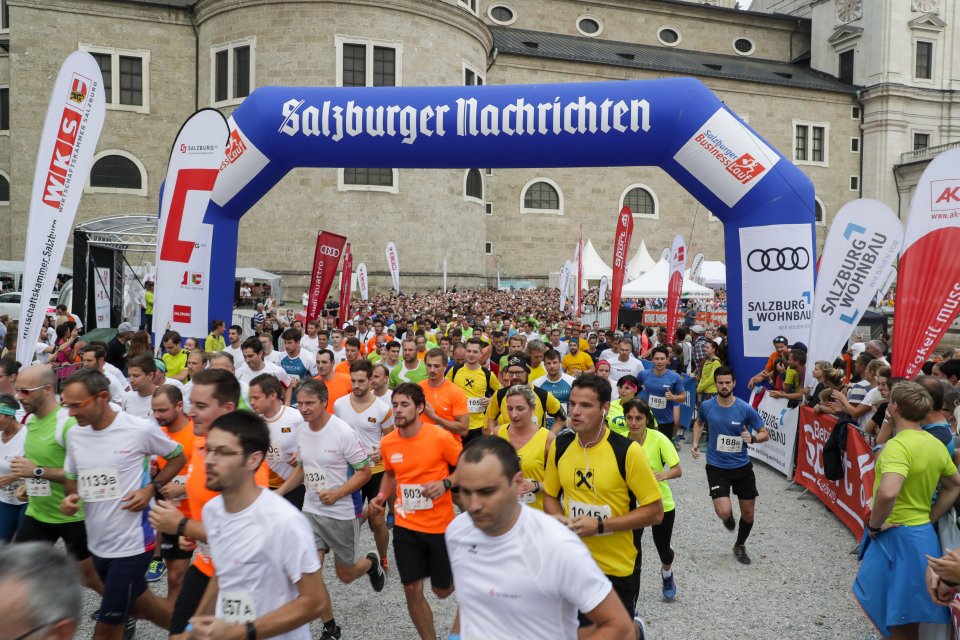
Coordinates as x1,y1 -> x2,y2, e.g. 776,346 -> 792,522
893,148 -> 960,378
610,206 -> 634,332
356,262 -> 368,301
807,200 -> 902,385
385,242 -> 400,294
739,225 -> 815,358
665,235 -> 686,343
18,52 -> 105,366
154,109 -> 230,340
574,224 -> 584,319
747,389 -> 799,477
307,231 -> 346,322
338,244 -> 352,329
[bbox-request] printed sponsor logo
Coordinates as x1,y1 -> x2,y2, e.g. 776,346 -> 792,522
173,305 -> 192,323
69,74 -> 91,105
41,108 -> 83,210
319,245 -> 341,257
931,179 -> 960,212
746,247 -> 810,272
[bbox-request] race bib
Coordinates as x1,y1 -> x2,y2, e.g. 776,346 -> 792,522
303,466 -> 328,493
77,468 -> 121,502
520,492 -> 536,504
0,479 -> 23,503
169,475 -> 186,504
196,541 -> 211,558
266,442 -> 284,463
717,434 -> 744,453
649,395 -> 667,410
221,591 -> 256,624
25,477 -> 51,497
400,484 -> 433,512
467,397 -> 486,414
567,498 -> 612,534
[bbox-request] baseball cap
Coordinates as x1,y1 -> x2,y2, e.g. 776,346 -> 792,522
691,324 -> 706,334
790,342 -> 808,352
506,355 -> 530,372
117,322 -> 136,334
772,336 -> 788,345
850,342 -> 866,359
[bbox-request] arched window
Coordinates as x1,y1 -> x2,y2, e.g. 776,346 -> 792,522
619,184 -> 658,219
815,198 -> 825,223
87,151 -> 146,194
521,179 -> 562,213
464,168 -> 483,203
0,172 -> 9,205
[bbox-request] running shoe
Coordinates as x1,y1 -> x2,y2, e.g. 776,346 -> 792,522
319,625 -> 341,640
124,618 -> 137,640
661,571 -> 677,601
634,616 -> 648,639
145,559 -> 166,583
733,544 -> 752,565
366,552 -> 386,592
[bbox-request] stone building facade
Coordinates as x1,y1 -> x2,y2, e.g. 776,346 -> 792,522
2,0 -> 860,295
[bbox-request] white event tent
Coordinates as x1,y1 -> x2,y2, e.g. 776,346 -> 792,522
581,239 -> 613,282
692,260 -> 726,289
625,239 -> 658,280
620,259 -> 714,299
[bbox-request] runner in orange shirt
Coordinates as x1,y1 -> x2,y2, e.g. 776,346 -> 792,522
418,348 -> 469,440
315,349 -> 353,413
370,383 -> 462,640
148,369 -> 271,637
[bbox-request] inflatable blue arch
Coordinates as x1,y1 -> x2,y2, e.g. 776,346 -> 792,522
205,78 -> 816,393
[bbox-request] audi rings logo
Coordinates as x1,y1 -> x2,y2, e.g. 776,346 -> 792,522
319,246 -> 341,257
747,247 -> 809,272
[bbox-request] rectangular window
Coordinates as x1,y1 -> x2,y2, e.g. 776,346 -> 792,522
211,39 -> 255,105
851,106 -> 861,119
81,45 -> 149,112
485,242 -> 493,255
485,202 -> 493,215
1,0 -> 10,31
485,168 -> 493,176
337,38 -> 401,88
464,61 -> 484,86
343,168 -> 394,187
851,137 -> 860,153
850,176 -> 860,191
0,87 -> 8,131
838,49 -> 854,84
916,41 -> 933,80
459,0 -> 478,13
794,121 -> 829,166
914,133 -> 930,151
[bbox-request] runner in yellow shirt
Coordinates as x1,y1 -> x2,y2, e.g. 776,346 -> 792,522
446,338 -> 500,448
497,385 -> 554,511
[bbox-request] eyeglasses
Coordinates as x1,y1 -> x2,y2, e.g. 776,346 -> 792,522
60,395 -> 97,410
205,447 -> 245,460
14,385 -> 48,396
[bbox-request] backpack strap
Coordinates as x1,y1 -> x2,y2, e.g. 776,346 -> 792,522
553,430 -> 576,468
606,430 -> 637,511
482,367 -> 493,397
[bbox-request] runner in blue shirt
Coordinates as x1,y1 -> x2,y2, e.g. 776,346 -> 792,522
691,366 -> 768,565
279,328 -> 317,406
638,345 -> 685,442
533,349 -> 575,430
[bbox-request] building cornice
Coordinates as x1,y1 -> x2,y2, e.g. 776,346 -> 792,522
8,0 -> 193,26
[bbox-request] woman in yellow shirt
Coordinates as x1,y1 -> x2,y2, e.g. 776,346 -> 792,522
497,385 -> 555,511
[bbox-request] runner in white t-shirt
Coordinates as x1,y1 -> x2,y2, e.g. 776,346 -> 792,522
0,393 -> 27,541
122,353 -> 158,423
447,437 -> 637,639
239,337 -> 292,404
259,332 -> 284,366
329,329 -> 347,364
278,378 -> 385,639
180,350 -> 209,415
608,339 -> 645,384
248,374 -> 304,509
79,343 -> 128,404
193,410 -> 328,640
300,320 -> 321,355
60,368 -> 186,638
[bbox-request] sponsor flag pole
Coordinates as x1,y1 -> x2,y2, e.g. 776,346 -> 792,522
875,266 -> 896,307
576,223 -> 584,320
17,52 -> 105,366
307,231 -> 346,322
665,235 -> 686,345
338,243 -> 352,328
610,206 -> 634,332
892,147 -> 960,378
806,200 -> 902,385
153,109 -> 230,342
386,242 -> 400,294
356,262 -> 369,301
443,258 -> 448,293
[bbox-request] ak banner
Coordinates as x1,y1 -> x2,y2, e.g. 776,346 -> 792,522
386,242 -> 400,294
18,52 -> 105,365
892,147 -> 960,378
356,262 -> 368,301
610,206 -> 633,332
153,109 -> 230,339
807,199 -> 902,385
338,244 -> 352,329
665,235 -> 686,344
307,231 -> 346,322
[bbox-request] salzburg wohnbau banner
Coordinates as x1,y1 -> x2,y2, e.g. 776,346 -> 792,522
18,52 -> 105,366
558,260 -> 572,311
691,252 -> 705,285
356,262 -> 368,301
892,148 -> 960,378
747,388 -> 799,477
806,199 -> 902,386
306,231 -> 346,322
338,244 -> 352,329
793,406 -> 875,538
610,206 -> 633,332
665,235 -> 686,343
154,109 -> 230,340
386,242 -> 400,294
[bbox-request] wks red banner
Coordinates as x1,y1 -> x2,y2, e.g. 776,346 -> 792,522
307,231 -> 346,323
793,406 -> 875,538
338,244 -> 353,329
610,207 -> 634,332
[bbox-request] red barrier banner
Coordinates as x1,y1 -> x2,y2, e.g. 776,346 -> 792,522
610,207 -> 634,332
642,310 -> 668,326
307,231 -> 346,323
793,406 -> 875,538
338,244 -> 352,329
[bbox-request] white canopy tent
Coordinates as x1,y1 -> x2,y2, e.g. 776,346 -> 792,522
620,259 -> 714,300
689,260 -> 726,289
581,239 -> 613,282
235,267 -> 284,302
626,239 -> 657,280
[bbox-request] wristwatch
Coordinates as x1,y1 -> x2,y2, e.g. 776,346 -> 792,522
442,478 -> 453,491
33,467 -> 44,478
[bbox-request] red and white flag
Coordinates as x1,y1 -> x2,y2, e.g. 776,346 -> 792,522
893,148 -> 960,378
386,242 -> 400,294
610,206 -> 634,331
307,231 -> 346,322
665,235 -> 686,344
338,244 -> 353,329
356,262 -> 369,301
